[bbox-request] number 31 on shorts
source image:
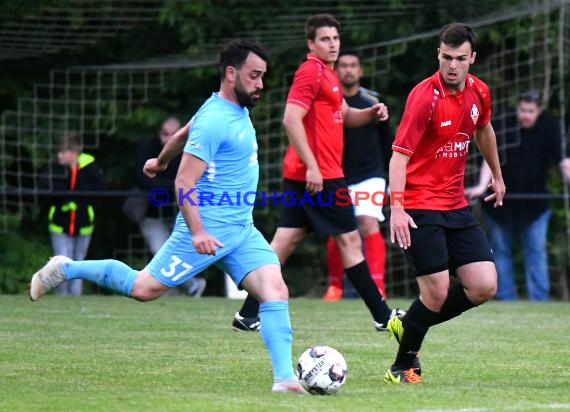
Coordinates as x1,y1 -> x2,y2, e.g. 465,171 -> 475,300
160,255 -> 193,282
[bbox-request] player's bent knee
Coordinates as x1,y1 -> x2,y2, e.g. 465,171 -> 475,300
462,265 -> 497,304
464,277 -> 496,304
472,281 -> 497,304
242,264 -> 289,302
256,284 -> 289,303
130,286 -> 162,302
418,278 -> 449,309
334,232 -> 362,257
419,281 -> 450,310
423,290 -> 448,311
130,270 -> 168,302
263,278 -> 289,301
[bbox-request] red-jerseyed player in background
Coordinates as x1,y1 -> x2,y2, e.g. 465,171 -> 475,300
384,23 -> 506,384
232,14 -> 405,334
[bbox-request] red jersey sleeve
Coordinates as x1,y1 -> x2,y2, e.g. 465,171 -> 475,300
392,82 -> 433,157
286,61 -> 321,110
475,81 -> 492,128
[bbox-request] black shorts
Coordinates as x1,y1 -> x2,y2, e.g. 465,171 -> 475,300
404,207 -> 494,276
277,178 -> 357,235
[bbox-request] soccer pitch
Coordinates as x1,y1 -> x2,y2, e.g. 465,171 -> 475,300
1,296 -> 569,412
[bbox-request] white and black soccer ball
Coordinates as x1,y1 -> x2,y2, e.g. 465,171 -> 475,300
296,345 -> 347,395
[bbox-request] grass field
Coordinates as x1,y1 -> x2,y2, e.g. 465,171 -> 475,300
1,296 -> 569,412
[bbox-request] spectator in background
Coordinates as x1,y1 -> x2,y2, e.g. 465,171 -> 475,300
132,117 -> 206,297
135,117 -> 181,254
466,90 -> 570,301
41,131 -> 107,295
323,50 -> 393,301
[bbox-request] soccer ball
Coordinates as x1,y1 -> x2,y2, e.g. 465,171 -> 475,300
296,345 -> 347,395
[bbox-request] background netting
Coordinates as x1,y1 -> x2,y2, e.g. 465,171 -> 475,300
1,0 -> 569,297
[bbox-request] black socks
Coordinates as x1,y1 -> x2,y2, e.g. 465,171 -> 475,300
239,293 -> 260,318
395,298 -> 438,368
345,260 -> 392,325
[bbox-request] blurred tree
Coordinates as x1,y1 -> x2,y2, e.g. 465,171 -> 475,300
1,0 -> 566,296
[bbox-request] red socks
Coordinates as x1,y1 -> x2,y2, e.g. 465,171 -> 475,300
364,232 -> 386,297
326,237 -> 343,289
326,232 -> 387,297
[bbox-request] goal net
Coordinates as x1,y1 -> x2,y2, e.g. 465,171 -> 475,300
1,1 -> 569,296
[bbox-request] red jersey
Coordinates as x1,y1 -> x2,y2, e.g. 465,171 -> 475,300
283,54 -> 344,181
393,71 -> 491,210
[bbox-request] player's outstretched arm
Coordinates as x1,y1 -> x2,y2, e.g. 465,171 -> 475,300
342,100 -> 389,128
474,122 -> 506,208
283,103 -> 322,194
175,152 -> 224,255
144,120 -> 192,178
389,151 -> 417,249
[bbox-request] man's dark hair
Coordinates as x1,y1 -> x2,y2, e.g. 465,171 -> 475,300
338,49 -> 361,62
219,39 -> 268,79
519,89 -> 542,106
58,131 -> 82,153
305,14 -> 340,41
439,23 -> 477,50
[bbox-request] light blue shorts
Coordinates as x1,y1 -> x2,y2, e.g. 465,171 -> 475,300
146,223 -> 279,288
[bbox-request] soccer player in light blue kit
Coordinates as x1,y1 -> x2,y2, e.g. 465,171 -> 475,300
28,39 -> 303,394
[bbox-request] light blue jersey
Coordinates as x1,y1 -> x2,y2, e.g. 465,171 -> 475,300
176,92 -> 259,228
146,92 -> 278,289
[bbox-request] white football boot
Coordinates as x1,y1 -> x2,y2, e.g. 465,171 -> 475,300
28,256 -> 72,301
271,377 -> 307,394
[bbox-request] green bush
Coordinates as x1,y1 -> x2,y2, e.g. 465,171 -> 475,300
0,226 -> 51,294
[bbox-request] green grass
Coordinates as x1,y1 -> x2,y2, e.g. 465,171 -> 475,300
1,296 -> 569,412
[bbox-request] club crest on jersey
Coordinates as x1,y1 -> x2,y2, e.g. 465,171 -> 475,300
470,104 -> 479,125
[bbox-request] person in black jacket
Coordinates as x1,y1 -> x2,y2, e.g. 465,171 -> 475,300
135,117 -> 182,254
41,131 -> 107,295
133,117 -> 206,297
466,90 -> 570,300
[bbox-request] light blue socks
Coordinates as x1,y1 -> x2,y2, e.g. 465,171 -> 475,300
62,259 -> 137,297
259,300 -> 295,380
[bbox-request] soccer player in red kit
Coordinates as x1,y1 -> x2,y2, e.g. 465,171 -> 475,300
324,51 -> 393,301
384,23 -> 506,384
232,14 -> 403,333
